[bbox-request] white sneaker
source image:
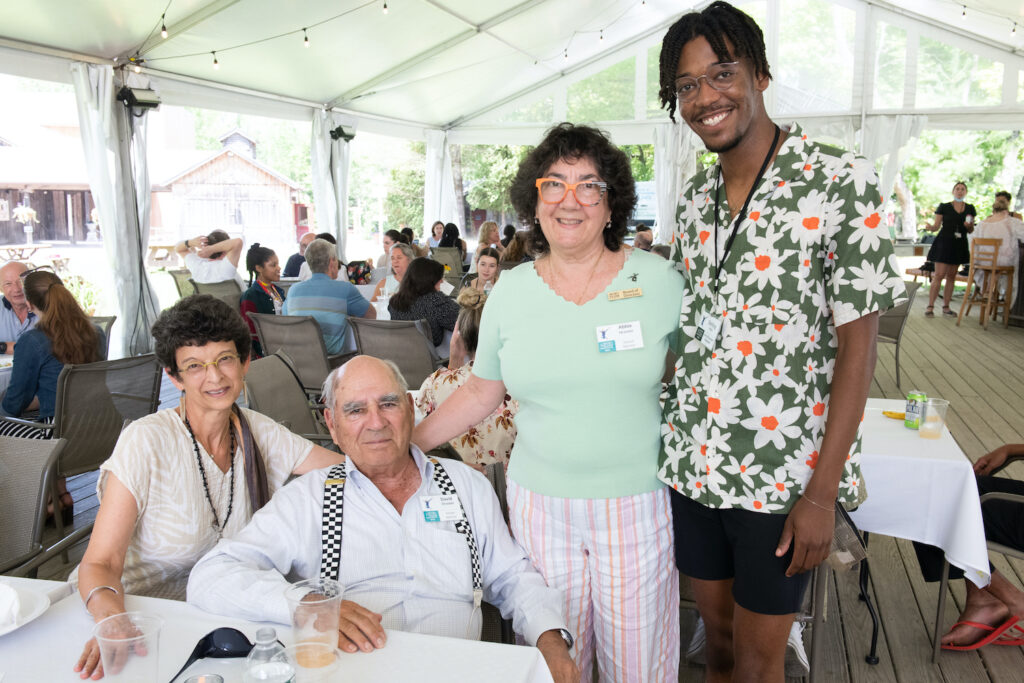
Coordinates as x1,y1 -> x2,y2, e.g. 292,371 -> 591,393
785,621 -> 810,678
685,617 -> 706,665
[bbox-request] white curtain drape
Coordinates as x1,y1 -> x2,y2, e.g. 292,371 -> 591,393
653,122 -> 698,245
424,129 -> 458,232
860,115 -> 928,239
311,110 -> 355,262
70,63 -> 160,357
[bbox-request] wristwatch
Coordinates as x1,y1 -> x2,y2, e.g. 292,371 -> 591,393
556,628 -> 574,650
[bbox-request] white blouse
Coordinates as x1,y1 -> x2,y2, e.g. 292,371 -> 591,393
69,408 -> 313,599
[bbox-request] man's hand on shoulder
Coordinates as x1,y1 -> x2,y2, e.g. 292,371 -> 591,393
536,630 -> 579,683
336,600 -> 386,653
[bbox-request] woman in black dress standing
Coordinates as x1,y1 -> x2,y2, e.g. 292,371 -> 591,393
925,181 -> 975,317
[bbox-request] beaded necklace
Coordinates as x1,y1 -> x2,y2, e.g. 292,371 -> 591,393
184,413 -> 236,538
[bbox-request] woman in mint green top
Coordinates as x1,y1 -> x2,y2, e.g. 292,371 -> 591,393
414,123 -> 685,680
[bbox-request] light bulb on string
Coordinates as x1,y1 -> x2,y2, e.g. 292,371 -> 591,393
599,30 -> 603,41
564,48 -> 568,60
134,64 -> 142,73
212,51 -> 219,70
160,15 -> 168,39
383,2 -> 388,14
1013,22 -> 1018,35
961,5 -> 966,17
303,28 -> 309,47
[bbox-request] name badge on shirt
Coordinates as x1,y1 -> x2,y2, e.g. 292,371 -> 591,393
954,232 -> 963,239
607,287 -> 642,302
596,321 -> 644,353
695,314 -> 722,350
420,494 -> 465,522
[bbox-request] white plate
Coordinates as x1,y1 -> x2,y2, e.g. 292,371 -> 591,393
0,586 -> 50,637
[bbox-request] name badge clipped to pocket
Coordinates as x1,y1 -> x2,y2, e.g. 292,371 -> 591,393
420,494 -> 465,523
695,313 -> 722,351
596,320 -> 644,353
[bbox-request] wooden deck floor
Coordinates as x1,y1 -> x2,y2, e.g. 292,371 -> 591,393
30,291 -> 1024,681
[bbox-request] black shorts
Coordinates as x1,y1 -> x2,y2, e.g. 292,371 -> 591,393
670,488 -> 810,615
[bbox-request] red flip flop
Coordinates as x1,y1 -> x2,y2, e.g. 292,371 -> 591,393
942,615 -> 1023,651
994,620 -> 1024,646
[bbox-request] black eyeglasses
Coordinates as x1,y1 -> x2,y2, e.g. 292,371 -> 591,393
170,627 -> 264,682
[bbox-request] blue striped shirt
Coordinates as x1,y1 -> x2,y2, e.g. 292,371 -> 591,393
281,273 -> 370,354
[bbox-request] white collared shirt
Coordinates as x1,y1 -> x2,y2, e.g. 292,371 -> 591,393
187,446 -> 566,646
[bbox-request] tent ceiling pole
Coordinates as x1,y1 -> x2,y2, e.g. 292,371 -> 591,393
447,12 -> 685,129
0,37 -> 111,66
420,0 -> 545,62
866,0 -> 1024,59
132,0 -> 244,59
328,0 -> 547,108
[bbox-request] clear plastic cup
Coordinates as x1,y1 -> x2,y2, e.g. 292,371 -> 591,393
272,643 -> 341,682
93,612 -> 162,682
284,578 -> 343,648
919,398 -> 949,439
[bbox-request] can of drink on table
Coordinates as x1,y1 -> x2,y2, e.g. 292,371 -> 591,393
905,390 -> 926,429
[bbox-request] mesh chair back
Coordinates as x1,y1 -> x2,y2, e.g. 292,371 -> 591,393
347,318 -> 438,387
89,315 -> 117,360
246,352 -> 325,436
248,313 -> 333,393
169,269 -> 196,298
877,281 -> 920,342
430,247 -> 463,274
191,278 -> 242,311
52,354 -> 162,478
0,437 -> 66,572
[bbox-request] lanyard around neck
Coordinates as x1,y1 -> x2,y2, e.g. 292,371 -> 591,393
712,124 -> 781,297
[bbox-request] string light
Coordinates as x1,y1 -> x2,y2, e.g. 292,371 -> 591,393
564,48 -> 568,60
303,28 -> 309,47
212,51 -> 219,69
382,2 -> 388,14
599,29 -> 603,41
1013,22 -> 1018,35
160,14 -> 168,39
961,5 -> 966,17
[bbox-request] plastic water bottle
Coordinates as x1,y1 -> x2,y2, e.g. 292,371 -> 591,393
242,627 -> 294,683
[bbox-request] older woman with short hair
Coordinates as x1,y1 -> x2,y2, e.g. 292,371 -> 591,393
414,122 -> 686,681
72,294 -> 342,679
371,242 -> 415,302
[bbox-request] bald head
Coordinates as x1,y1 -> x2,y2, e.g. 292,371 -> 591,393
299,232 -> 316,255
0,262 -> 28,309
322,356 -> 413,467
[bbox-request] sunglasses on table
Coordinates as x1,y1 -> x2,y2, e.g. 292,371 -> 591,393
170,627 -> 281,682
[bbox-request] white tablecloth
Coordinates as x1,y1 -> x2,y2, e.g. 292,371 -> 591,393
850,398 -> 990,587
0,354 -> 14,397
0,578 -> 554,683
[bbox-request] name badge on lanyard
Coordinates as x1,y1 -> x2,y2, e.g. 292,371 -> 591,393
695,313 -> 722,350
420,494 -> 465,522
596,321 -> 644,353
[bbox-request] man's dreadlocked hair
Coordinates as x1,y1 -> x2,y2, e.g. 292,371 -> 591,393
658,1 -> 772,122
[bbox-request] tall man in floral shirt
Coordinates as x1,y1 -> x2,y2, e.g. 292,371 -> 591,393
657,3 -> 905,680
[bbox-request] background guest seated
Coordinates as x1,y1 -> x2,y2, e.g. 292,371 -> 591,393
914,443 -> 1024,650
283,232 -> 316,278
500,231 -> 532,264
0,261 -> 38,354
388,258 -> 458,346
500,224 -> 516,248
461,247 -> 500,293
239,243 -> 284,359
370,242 -> 414,302
376,229 -> 407,269
417,288 -> 517,469
186,356 -> 577,683
282,238 -> 375,355
297,232 -> 337,281
71,294 -> 342,680
472,221 -> 505,268
437,223 -> 468,270
175,229 -> 244,285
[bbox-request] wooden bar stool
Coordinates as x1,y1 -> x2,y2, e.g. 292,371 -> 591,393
956,238 -> 1014,329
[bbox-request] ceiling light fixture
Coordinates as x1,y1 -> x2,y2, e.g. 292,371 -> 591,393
212,51 -> 219,69
160,14 -> 168,39
303,28 -> 309,47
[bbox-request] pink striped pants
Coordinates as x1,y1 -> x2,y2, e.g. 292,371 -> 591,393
508,481 -> 679,683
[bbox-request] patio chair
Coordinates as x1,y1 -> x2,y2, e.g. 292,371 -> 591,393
956,237 -> 1014,329
190,278 -> 242,311
244,351 -> 334,448
932,461 -> 1024,662
876,281 -> 920,389
430,247 -> 464,275
479,460 -> 513,645
248,313 -> 350,396
0,437 -> 68,575
346,317 -> 444,388
0,354 -> 162,559
168,268 -> 196,299
89,315 -> 116,360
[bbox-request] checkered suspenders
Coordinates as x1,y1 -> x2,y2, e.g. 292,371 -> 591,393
319,463 -> 347,582
318,458 -> 483,608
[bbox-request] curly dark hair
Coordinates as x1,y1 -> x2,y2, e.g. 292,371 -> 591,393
658,1 -> 771,123
151,294 -> 251,376
509,123 -> 636,254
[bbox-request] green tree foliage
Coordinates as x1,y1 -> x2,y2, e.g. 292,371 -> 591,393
567,58 -> 635,122
900,129 -> 1022,231
623,144 -> 655,182
383,141 -> 425,233
462,145 -> 528,214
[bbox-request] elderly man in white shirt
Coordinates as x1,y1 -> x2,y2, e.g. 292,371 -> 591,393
188,355 -> 578,683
